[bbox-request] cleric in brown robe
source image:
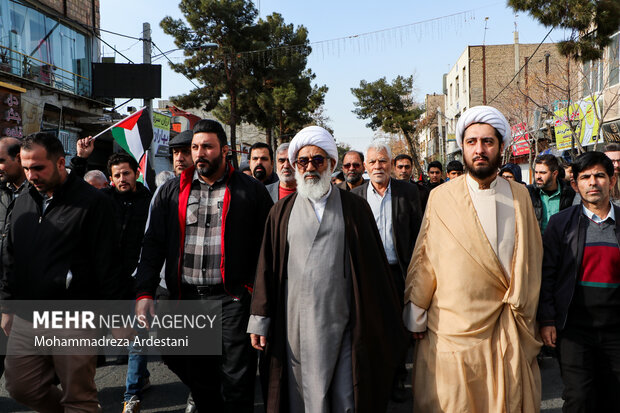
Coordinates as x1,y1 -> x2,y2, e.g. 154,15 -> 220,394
248,126 -> 406,413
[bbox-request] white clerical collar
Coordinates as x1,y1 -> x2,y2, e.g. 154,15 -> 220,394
466,173 -> 498,192
582,202 -> 616,223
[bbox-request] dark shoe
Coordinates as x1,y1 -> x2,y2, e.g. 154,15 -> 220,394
390,380 -> 411,403
185,393 -> 196,413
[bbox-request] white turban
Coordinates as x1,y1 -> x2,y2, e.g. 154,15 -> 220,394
288,126 -> 338,166
455,105 -> 511,149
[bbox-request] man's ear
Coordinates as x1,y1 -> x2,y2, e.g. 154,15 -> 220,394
571,179 -> 578,193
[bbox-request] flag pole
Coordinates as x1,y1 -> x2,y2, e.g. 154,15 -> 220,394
88,106 -> 147,142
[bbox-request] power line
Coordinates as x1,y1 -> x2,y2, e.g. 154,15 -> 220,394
93,31 -> 135,64
488,27 -> 553,104
151,41 -> 200,89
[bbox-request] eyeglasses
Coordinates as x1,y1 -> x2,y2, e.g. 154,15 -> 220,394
342,163 -> 361,169
295,155 -> 325,168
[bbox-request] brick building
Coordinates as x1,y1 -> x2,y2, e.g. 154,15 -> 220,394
442,37 -> 567,163
0,0 -> 112,167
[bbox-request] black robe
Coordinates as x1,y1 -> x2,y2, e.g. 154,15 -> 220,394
250,188 -> 407,413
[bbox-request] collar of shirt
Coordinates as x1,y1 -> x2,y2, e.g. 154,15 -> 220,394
466,173 -> 498,193
582,201 -> 616,223
12,179 -> 26,194
540,185 -> 561,199
369,179 -> 391,198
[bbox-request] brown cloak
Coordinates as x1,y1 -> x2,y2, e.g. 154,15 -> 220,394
405,176 -> 543,413
250,189 -> 407,413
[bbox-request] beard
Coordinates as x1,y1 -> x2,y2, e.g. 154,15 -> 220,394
195,152 -> 223,178
277,167 -> 295,184
295,167 -> 332,201
465,153 -> 502,181
345,170 -> 363,184
253,165 -> 266,181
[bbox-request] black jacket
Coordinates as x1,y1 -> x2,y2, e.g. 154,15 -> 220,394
0,172 -> 123,302
351,178 -> 423,274
101,182 -> 152,284
135,164 -> 273,300
527,179 -> 575,230
538,204 -> 620,330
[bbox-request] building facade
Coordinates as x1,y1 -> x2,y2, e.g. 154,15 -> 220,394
0,0 -> 111,165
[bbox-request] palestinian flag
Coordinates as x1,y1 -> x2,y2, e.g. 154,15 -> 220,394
110,108 -> 154,188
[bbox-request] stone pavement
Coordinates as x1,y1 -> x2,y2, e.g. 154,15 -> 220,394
0,355 -> 563,412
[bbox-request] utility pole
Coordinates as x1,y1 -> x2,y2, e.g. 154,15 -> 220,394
142,22 -> 152,117
142,22 -> 157,185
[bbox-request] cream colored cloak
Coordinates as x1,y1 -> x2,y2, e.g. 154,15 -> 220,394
405,175 -> 543,413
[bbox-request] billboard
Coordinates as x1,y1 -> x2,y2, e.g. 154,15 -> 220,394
511,123 -> 530,156
553,96 -> 602,150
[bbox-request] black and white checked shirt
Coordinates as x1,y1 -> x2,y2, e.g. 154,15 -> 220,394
182,169 -> 227,285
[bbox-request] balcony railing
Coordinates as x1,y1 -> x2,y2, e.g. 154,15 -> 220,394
0,45 -> 91,97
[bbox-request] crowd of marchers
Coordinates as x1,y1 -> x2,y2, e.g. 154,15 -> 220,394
0,105 -> 617,413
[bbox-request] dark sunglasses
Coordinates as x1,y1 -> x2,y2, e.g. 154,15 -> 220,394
342,163 -> 361,169
295,155 -> 325,168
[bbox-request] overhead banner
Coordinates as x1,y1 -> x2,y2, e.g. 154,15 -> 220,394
553,96 -> 602,150
511,123 -> 530,156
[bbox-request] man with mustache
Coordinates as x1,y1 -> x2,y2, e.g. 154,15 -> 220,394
527,154 -> 575,232
168,129 -> 194,176
539,151 -> 620,412
404,106 -> 543,412
337,150 -> 366,191
248,126 -> 406,413
249,142 -> 278,185
266,143 -> 296,202
351,142 -> 422,402
135,119 -> 273,412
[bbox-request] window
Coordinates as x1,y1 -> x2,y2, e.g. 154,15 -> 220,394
0,0 -> 92,96
455,76 -> 460,99
462,67 -> 467,94
610,32 -> 619,87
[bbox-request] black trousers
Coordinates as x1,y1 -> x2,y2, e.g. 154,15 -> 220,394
557,326 -> 620,413
162,288 -> 256,413
390,264 -> 409,384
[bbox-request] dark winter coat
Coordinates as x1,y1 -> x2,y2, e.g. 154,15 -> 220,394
135,164 -> 273,300
538,204 -> 620,331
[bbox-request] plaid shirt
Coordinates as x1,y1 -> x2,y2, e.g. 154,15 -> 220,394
182,169 -> 227,285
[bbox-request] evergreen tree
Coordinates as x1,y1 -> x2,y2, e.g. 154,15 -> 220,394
351,75 -> 425,175
508,0 -> 620,61
160,0 -> 264,166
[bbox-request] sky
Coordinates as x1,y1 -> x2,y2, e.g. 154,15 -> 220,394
99,0 -> 562,150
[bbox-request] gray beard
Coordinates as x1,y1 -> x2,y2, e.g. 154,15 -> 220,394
295,168 -> 332,201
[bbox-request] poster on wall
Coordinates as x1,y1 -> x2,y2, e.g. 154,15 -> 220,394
511,123 -> 530,156
0,86 -> 24,139
553,96 -> 602,150
152,111 -> 171,157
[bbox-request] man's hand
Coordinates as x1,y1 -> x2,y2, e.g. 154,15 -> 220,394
412,331 -> 425,340
76,137 -> 95,158
1,313 -> 13,336
135,298 -> 155,330
540,326 -> 557,348
250,334 -> 267,351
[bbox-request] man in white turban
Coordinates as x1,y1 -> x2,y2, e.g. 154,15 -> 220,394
404,105 -> 544,412
248,126 -> 406,413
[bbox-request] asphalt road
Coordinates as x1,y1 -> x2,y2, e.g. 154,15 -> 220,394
0,355 -> 563,412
